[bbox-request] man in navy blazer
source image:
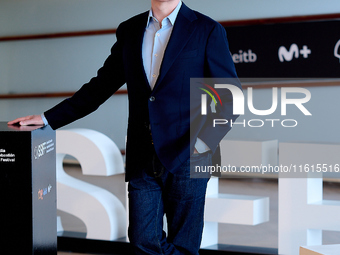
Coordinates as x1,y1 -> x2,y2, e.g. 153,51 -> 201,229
9,0 -> 240,254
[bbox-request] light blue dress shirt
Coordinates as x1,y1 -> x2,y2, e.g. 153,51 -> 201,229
142,1 -> 182,90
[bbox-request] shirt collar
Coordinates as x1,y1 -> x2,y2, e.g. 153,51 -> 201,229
146,1 -> 182,27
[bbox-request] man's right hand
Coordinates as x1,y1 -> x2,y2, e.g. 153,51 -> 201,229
8,115 -> 44,126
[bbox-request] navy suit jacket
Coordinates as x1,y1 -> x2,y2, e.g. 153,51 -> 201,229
44,3 -> 240,181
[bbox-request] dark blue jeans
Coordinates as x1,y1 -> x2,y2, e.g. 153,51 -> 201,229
128,151 -> 212,255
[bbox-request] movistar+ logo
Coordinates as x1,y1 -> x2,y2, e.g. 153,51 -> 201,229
278,44 -> 311,62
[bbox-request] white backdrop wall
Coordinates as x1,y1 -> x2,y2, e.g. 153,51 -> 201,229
1,0 -> 340,149
1,0 -> 340,36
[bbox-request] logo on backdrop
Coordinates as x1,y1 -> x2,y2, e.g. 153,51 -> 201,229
232,49 -> 257,63
334,40 -> 340,62
278,44 -> 311,62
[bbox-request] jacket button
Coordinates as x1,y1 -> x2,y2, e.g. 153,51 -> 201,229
149,96 -> 155,102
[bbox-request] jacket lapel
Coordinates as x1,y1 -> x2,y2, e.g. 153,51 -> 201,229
153,3 -> 197,91
132,11 -> 152,92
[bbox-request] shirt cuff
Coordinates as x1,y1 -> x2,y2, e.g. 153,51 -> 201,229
195,138 -> 210,153
41,113 -> 49,126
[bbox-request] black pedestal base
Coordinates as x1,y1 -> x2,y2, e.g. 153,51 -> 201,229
1,122 -> 56,254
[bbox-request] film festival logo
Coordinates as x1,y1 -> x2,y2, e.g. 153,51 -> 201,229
199,82 -> 312,128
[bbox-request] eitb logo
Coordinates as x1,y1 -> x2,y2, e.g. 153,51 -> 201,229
199,82 -> 312,128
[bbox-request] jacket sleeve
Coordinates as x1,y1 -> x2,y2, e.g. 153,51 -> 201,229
44,24 -> 127,130
197,22 -> 242,153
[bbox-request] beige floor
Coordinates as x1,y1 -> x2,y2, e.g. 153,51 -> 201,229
57,165 -> 340,254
